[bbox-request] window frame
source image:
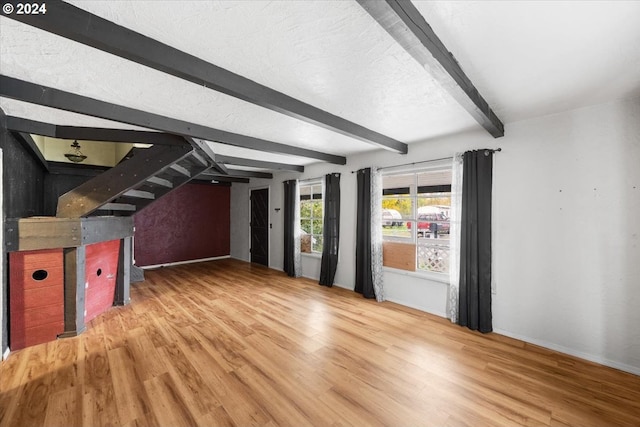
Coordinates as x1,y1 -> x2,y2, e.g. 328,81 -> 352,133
381,165 -> 452,278
299,179 -> 324,255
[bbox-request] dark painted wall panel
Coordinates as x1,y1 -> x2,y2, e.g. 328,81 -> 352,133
1,114 -> 46,353
43,175 -> 86,216
2,136 -> 45,219
133,183 -> 230,267
43,165 -> 106,216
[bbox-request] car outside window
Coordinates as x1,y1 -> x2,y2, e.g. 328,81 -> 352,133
382,169 -> 451,274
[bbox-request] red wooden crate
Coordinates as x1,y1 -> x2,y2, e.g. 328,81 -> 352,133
19,323 -> 64,350
23,303 -> 63,326
9,249 -> 64,350
22,286 -> 64,310
85,240 -> 120,323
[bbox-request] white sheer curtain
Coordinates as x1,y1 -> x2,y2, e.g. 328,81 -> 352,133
448,153 -> 464,322
370,167 -> 385,302
293,179 -> 301,277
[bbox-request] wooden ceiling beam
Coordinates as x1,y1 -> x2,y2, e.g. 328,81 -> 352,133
5,116 -> 186,145
5,0 -> 408,154
6,115 -> 56,137
0,76 -> 346,165
202,170 -> 273,180
216,155 -> 304,173
225,170 -> 273,179
197,176 -> 250,184
357,0 -> 504,138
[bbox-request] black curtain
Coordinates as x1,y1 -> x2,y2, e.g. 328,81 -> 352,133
459,150 -> 493,333
355,168 -> 375,298
283,180 -> 297,277
319,173 -> 341,287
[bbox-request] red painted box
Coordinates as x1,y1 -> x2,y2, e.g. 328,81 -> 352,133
84,239 -> 120,323
9,249 -> 64,350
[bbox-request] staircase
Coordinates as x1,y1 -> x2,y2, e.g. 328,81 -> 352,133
56,142 -> 215,218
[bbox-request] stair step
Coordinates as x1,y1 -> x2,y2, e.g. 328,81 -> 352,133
146,176 -> 173,188
170,164 -> 191,177
97,203 -> 137,212
190,151 -> 208,166
123,189 -> 155,200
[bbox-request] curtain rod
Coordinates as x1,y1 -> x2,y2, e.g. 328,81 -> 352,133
350,148 -> 501,173
299,172 -> 340,183
299,176 -> 323,183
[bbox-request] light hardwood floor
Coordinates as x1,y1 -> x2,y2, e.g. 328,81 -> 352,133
1,258 -> 639,426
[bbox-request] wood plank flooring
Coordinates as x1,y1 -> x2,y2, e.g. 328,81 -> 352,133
1,258 -> 639,426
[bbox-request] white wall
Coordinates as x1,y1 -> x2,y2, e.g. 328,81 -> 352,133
229,96 -> 640,374
40,137 -> 132,167
230,182 -> 250,262
114,143 -> 135,163
492,96 -> 640,374
31,134 -> 45,154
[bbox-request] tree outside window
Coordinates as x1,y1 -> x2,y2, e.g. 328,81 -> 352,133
300,182 -> 323,253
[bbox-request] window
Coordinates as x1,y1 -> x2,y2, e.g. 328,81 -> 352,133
382,168 -> 451,274
299,181 -> 323,254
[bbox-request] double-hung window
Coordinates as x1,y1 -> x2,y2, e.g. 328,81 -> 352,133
382,167 -> 452,275
299,181 -> 324,254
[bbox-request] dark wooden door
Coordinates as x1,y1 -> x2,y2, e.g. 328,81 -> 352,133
250,188 -> 269,266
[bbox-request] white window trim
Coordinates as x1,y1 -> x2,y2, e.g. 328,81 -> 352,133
383,266 -> 450,284
299,178 -> 324,255
382,165 -> 452,277
301,252 -> 322,259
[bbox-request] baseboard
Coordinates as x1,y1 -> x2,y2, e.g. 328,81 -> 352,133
141,255 -> 230,270
332,282 -> 352,291
384,296 -> 447,319
2,347 -> 9,360
58,326 -> 86,338
301,277 -> 355,290
321,281 -> 449,320
493,328 -> 640,376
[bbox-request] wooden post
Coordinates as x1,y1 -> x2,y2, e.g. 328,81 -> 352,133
115,236 -> 131,306
60,246 -> 86,337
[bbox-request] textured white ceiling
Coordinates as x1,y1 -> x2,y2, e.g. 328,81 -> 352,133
412,0 -> 640,122
66,0 -> 480,142
0,18 -> 375,158
1,1 -> 639,167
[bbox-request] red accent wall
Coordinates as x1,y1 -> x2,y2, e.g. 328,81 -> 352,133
133,183 -> 230,267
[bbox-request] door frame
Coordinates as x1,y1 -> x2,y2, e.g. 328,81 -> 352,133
0,148 -> 4,357
249,185 -> 270,267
